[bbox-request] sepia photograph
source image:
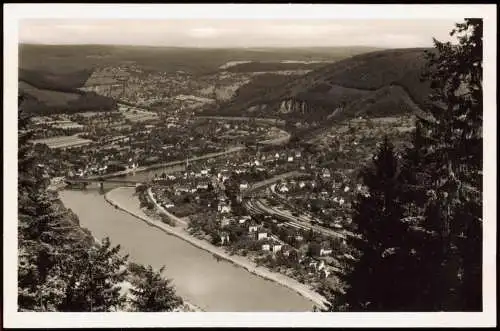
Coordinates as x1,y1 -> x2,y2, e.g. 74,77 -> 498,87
3,3 -> 496,328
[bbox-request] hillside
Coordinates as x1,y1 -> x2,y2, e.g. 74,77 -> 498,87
19,44 -> 380,76
224,61 -> 331,73
208,48 -> 434,123
19,72 -> 117,115
19,68 -> 93,91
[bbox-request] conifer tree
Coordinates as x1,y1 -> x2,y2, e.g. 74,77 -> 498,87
329,19 -> 483,312
412,18 -> 483,311
58,237 -> 129,312
328,137 -> 416,311
129,265 -> 183,312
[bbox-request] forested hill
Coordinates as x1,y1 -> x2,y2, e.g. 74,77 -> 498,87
19,44 -> 380,75
207,48 -> 434,124
18,68 -> 117,115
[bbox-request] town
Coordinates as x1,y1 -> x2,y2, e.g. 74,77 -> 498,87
27,76 -> 415,297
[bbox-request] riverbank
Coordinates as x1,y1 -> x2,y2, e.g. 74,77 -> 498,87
104,187 -> 328,310
86,146 -> 245,180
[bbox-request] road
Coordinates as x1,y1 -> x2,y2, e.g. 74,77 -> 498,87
245,171 -> 309,196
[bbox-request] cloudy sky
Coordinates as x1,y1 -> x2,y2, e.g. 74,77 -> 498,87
19,19 -> 458,48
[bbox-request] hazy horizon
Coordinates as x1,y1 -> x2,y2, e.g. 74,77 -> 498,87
19,19 -> 458,49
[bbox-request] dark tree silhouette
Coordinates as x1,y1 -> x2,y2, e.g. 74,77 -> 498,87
129,265 -> 183,312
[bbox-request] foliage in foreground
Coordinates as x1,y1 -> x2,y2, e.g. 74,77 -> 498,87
128,264 -> 183,312
18,95 -> 183,311
325,19 -> 483,312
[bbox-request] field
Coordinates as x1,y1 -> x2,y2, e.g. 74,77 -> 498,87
30,135 -> 94,149
31,118 -> 84,130
122,109 -> 159,122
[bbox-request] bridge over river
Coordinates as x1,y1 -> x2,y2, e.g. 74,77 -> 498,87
65,177 -> 145,189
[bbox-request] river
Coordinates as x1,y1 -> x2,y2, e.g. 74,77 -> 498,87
59,176 -> 316,312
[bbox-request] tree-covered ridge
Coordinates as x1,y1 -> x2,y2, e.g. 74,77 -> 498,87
325,19 -> 483,312
17,93 -> 183,311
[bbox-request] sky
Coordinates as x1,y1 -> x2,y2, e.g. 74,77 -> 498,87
19,19 -> 459,48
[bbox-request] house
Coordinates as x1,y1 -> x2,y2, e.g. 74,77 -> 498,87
319,241 -> 333,256
239,181 -> 249,190
281,245 -> 294,257
308,260 -> 318,270
176,186 -> 190,194
317,260 -> 326,271
164,202 -> 175,209
218,201 -> 232,214
220,217 -> 231,227
257,232 -> 268,240
320,247 -> 333,256
272,243 -> 283,253
262,243 -> 271,251
322,168 -> 331,178
220,232 -> 230,245
278,185 -> 289,193
320,267 -> 332,279
197,182 -> 209,190
287,156 -> 294,162
295,151 -> 302,158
